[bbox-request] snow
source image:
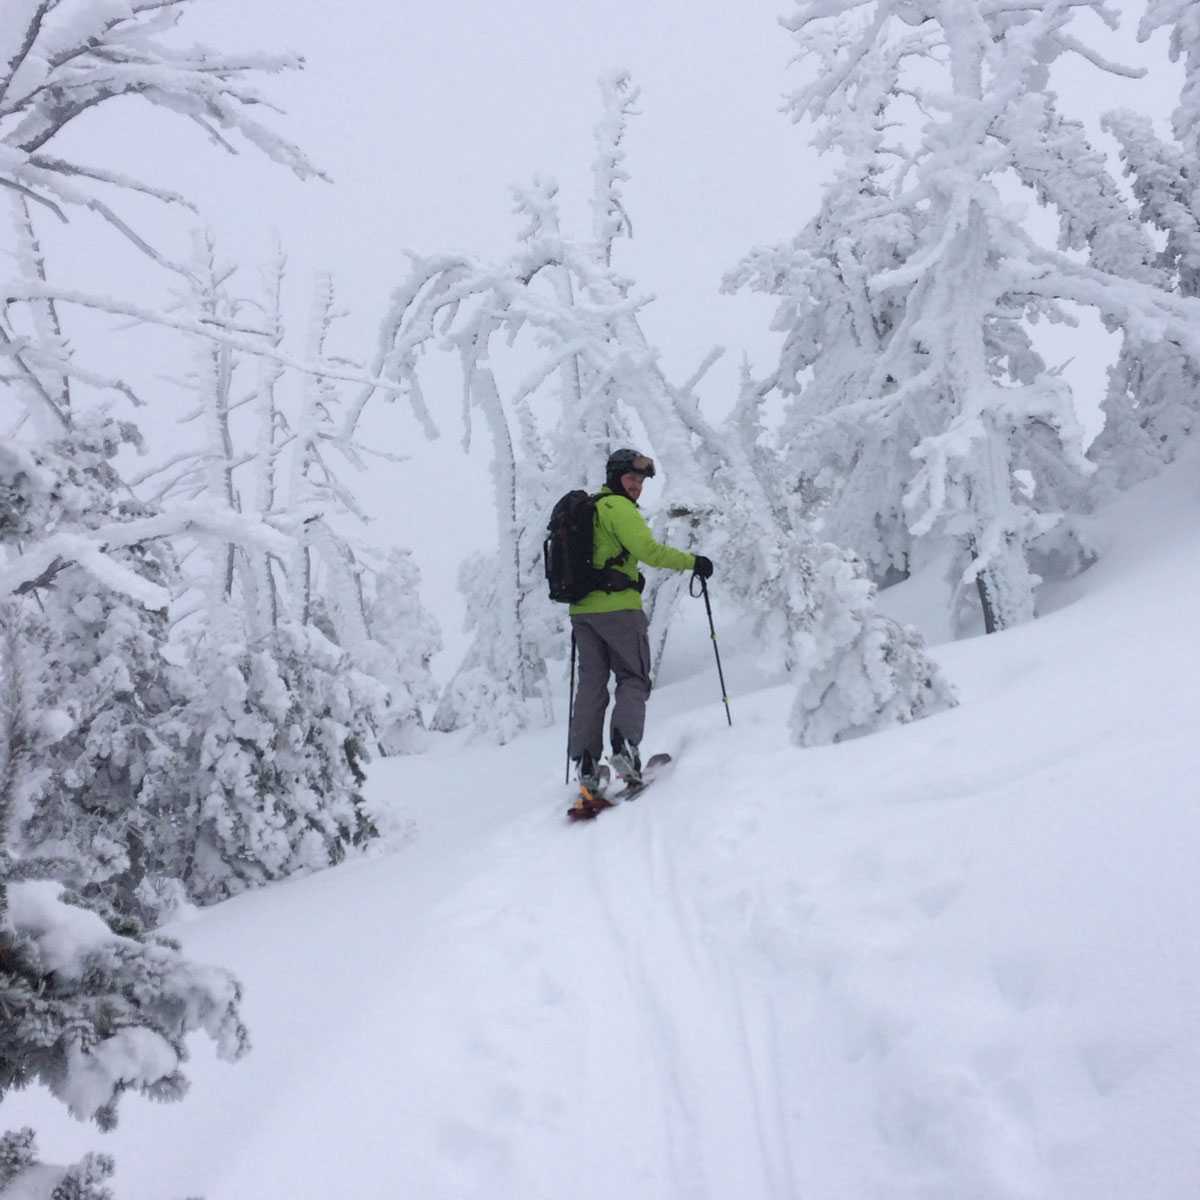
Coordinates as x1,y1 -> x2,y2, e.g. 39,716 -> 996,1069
60,1033 -> 178,1126
1,1166 -> 66,1200
6,882 -> 119,979
6,462 -> 1200,1197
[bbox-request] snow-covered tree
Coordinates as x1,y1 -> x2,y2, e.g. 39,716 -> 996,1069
669,360 -> 957,746
0,869 -> 249,1148
367,71 -> 953,746
1,611 -> 249,1173
1141,0 -> 1200,162
725,35 -> 923,586
734,0 -> 1183,633
273,271 -> 429,667
1,419 -> 192,929
0,4 -> 331,625
362,75 -> 719,742
1,407 -> 366,922
135,246 -> 438,902
183,621 -> 385,904
0,0 -> 322,435
0,12 -> 455,1200
0,1127 -> 114,1200
1092,4 -> 1200,486
431,552 -> 536,744
783,544 -> 956,745
0,875 -> 249,1129
362,548 -> 441,754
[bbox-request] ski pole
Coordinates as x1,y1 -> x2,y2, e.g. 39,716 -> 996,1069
565,630 -> 577,784
691,573 -> 732,726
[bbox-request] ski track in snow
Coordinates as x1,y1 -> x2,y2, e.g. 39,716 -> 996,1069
4,462 -> 1200,1199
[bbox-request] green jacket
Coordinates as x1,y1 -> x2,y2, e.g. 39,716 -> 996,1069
569,487 -> 696,615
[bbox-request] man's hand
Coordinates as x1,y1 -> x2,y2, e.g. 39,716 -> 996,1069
692,554 -> 714,580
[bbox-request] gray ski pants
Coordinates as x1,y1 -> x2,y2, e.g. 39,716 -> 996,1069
569,610 -> 651,760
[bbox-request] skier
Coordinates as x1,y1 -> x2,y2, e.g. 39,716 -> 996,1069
569,448 -> 713,802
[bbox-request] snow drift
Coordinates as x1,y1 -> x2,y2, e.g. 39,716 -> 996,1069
5,459 -> 1199,1200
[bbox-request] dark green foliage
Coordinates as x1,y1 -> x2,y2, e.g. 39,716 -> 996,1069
0,1127 -> 115,1200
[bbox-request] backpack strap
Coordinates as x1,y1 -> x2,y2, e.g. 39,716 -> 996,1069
592,493 -> 630,572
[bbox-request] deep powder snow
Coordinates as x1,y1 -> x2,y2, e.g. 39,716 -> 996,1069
5,460 -> 1199,1200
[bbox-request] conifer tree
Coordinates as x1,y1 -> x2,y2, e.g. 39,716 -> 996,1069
1,419 -> 192,928
669,362 -> 957,746
0,6 -> 341,1191
2,602 -> 248,1192
156,245 -> 435,902
735,0 -> 1164,632
0,1127 -> 114,1200
1093,3 -> 1200,485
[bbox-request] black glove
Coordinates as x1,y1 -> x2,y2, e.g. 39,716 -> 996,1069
692,554 -> 714,580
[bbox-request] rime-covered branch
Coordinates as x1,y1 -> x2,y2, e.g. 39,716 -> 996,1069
0,505 -> 294,607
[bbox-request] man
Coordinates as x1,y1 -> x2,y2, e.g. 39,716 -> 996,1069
569,448 -> 714,804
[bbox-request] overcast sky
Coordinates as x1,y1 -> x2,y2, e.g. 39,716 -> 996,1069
41,0 -> 1184,673
79,0 -> 816,382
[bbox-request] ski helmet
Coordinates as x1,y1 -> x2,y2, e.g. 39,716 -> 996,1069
605,448 -> 656,481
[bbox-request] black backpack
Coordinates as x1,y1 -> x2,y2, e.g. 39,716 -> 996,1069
544,491 -> 631,603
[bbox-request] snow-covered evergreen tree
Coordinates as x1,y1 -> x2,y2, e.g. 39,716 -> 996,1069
183,621 -> 384,904
431,552 -> 537,744
724,36 -> 922,586
1093,4 -> 1200,486
1,419 -> 192,929
734,0 -> 1170,632
1,609 -> 249,1175
1,346 -> 389,922
0,9 -> 361,1188
363,549 -> 441,755
673,362 -> 957,746
783,543 -> 956,746
0,1127 -> 114,1200
150,248 -> 436,901
1141,0 -> 1200,162
0,869 -> 249,1144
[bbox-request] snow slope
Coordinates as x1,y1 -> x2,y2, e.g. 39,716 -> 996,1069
5,460 -> 1199,1200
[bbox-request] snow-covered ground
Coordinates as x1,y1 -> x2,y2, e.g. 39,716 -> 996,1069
6,460 -> 1199,1200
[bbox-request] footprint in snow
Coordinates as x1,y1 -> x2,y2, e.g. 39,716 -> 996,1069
991,955 -> 1049,1013
436,1116 -> 514,1178
913,875 -> 965,918
1080,1036 -> 1165,1095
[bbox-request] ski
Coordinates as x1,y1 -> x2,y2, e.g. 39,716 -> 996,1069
566,753 -> 672,820
607,751 -> 672,802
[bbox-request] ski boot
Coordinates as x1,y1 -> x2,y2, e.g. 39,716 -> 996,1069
568,751 -> 612,820
609,734 -> 642,789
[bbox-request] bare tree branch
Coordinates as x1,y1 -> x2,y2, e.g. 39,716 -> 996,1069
0,1 -> 52,110
27,154 -> 198,210
0,321 -> 69,428
0,177 -> 66,221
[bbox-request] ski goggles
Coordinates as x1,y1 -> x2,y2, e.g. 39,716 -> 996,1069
625,453 -> 656,478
